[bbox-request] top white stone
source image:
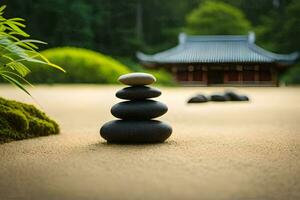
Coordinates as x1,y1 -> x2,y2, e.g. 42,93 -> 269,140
118,73 -> 156,86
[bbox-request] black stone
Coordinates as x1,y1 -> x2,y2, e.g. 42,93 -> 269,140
225,91 -> 249,101
224,91 -> 241,101
238,95 -> 249,101
187,94 -> 208,103
100,120 -> 172,143
111,100 -> 168,120
116,86 -> 161,100
210,94 -> 229,102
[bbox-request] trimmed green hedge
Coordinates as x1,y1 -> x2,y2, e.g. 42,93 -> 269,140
0,97 -> 59,143
27,47 -> 131,84
24,47 -> 175,85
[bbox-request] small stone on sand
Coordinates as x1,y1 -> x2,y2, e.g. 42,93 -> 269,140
118,72 -> 156,86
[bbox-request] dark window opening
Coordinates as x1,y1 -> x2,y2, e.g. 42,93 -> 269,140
193,68 -> 202,81
228,70 -> 239,82
177,68 -> 188,81
259,69 -> 271,81
208,70 -> 224,84
243,70 -> 255,82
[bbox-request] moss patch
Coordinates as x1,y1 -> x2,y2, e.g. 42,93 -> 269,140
0,97 -> 59,143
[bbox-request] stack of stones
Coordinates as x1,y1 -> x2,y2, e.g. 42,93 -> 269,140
100,73 -> 172,143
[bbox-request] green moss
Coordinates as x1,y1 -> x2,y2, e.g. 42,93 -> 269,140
0,97 -> 59,143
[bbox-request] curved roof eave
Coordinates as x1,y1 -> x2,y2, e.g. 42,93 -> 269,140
248,43 -> 299,64
137,34 -> 299,65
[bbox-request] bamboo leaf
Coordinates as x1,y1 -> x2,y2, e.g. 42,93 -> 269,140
0,70 -> 33,87
0,5 -> 65,97
9,18 -> 25,22
6,61 -> 31,76
1,73 -> 31,96
37,53 -> 66,72
16,39 -> 47,50
0,32 -> 20,42
5,21 -> 29,37
0,5 -> 6,12
10,21 -> 26,28
21,39 -> 47,45
2,54 -> 14,61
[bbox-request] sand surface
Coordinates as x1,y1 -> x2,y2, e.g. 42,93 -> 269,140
0,85 -> 299,200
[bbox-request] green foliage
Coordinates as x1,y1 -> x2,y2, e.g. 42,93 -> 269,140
0,97 -> 59,143
27,47 -> 131,84
281,63 -> 300,85
2,0 -> 298,84
26,47 -> 175,85
279,0 -> 300,52
0,5 -> 64,95
2,0 -> 200,57
2,0 -> 298,57
185,1 -> 252,35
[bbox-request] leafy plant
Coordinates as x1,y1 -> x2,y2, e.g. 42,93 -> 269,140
0,5 -> 64,95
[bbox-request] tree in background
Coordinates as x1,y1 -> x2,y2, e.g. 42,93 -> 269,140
185,1 -> 251,35
279,0 -> 300,52
251,0 -> 299,84
2,0 -> 200,57
279,0 -> 300,84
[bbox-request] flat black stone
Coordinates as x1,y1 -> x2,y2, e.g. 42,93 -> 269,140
111,100 -> 167,120
187,94 -> 208,103
116,86 -> 161,100
210,94 -> 229,102
225,91 -> 249,101
100,120 -> 172,143
224,91 -> 241,101
238,95 -> 249,101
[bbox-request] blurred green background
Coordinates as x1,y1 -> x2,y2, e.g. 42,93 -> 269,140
2,0 -> 300,85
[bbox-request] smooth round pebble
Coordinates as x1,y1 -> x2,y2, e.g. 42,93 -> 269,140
116,86 -> 161,100
224,91 -> 241,101
238,95 -> 249,101
210,94 -> 229,102
100,120 -> 172,143
111,100 -> 167,119
187,94 -> 208,103
225,91 -> 249,101
118,73 -> 156,86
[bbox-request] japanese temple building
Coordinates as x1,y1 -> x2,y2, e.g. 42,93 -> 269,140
137,32 -> 299,86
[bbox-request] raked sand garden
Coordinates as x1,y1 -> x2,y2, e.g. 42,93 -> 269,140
0,85 -> 299,200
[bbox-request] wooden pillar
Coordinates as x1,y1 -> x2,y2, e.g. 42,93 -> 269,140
271,67 -> 278,86
224,66 -> 229,84
188,65 -> 194,82
171,66 -> 178,82
237,65 -> 243,84
202,66 -> 208,85
254,65 -> 259,84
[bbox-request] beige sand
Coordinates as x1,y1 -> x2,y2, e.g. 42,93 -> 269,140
0,85 -> 299,200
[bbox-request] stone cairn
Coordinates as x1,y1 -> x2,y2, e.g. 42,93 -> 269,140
100,72 -> 172,143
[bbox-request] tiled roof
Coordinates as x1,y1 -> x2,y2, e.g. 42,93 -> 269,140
137,32 -> 298,65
